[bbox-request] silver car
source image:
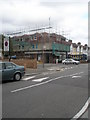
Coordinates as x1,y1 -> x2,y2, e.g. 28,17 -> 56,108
62,59 -> 80,65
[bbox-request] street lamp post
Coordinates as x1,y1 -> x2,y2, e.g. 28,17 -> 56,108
9,37 -> 11,61
42,45 -> 46,68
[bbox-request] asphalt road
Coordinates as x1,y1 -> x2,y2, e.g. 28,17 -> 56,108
2,63 -> 89,119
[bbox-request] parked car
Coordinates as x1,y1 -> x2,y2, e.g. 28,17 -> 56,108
11,55 -> 16,59
62,59 -> 80,65
0,61 -> 25,82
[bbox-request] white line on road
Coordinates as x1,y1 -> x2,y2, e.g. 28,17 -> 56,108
72,76 -> 82,78
11,72 -> 84,93
71,97 -> 90,120
32,77 -> 49,82
25,73 -> 36,76
22,76 -> 36,81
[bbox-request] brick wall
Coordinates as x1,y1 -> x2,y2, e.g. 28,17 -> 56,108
3,59 -> 37,69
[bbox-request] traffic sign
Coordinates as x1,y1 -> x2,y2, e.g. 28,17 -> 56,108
4,37 -> 9,51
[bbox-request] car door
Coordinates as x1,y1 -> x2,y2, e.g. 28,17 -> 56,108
65,59 -> 68,64
2,62 -> 15,80
66,59 -> 70,64
69,59 -> 72,64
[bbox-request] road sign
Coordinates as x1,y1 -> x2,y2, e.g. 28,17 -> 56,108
4,37 -> 9,51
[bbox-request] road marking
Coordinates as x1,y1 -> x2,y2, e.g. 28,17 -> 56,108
42,72 -> 49,75
25,73 -> 36,76
65,68 -> 67,70
47,68 -> 54,71
67,67 -> 70,69
32,77 -> 49,82
71,97 -> 90,120
22,76 -> 36,81
72,76 -> 82,78
11,72 -> 84,93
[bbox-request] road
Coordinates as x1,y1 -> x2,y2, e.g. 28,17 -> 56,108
2,63 -> 89,119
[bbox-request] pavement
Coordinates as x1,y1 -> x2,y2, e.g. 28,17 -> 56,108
25,63 -> 69,75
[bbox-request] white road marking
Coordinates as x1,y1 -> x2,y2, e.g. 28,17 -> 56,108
65,68 -> 67,70
61,69 -> 64,71
71,97 -> 90,120
47,68 -> 54,71
67,67 -> 70,69
72,76 -> 82,78
22,76 -> 36,81
32,77 -> 49,82
25,73 -> 36,76
42,72 -> 49,75
11,72 -> 84,93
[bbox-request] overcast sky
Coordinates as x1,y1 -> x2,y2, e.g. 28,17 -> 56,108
0,0 -> 89,45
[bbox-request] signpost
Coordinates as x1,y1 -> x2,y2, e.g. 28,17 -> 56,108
4,37 -> 10,61
4,37 -> 9,52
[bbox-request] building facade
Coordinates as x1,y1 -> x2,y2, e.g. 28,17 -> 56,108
11,32 -> 70,63
68,40 -> 89,61
0,35 -> 2,59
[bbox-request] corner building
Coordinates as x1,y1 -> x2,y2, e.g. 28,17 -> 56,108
11,32 -> 70,63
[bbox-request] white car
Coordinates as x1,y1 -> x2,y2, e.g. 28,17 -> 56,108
62,59 -> 80,65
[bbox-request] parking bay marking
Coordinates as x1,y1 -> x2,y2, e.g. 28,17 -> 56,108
11,72 -> 84,93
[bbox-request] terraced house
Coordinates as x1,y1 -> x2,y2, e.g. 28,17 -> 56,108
11,32 -> 70,63
68,40 -> 89,61
0,35 -> 2,59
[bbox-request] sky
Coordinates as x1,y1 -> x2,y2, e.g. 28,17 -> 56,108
0,0 -> 89,45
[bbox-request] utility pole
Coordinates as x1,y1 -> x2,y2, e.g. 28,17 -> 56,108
9,36 -> 11,61
42,28 -> 45,68
49,17 -> 50,63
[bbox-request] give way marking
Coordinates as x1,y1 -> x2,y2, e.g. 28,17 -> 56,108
32,77 -> 49,82
22,76 -> 36,81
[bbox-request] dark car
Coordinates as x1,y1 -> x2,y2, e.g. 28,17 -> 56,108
0,61 -> 25,82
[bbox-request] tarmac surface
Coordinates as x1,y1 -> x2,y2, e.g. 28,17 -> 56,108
1,63 -> 89,119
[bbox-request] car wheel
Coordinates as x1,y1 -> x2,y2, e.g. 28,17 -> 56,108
14,73 -> 21,81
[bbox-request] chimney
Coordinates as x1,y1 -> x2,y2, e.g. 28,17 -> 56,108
85,44 -> 87,47
68,40 -> 72,43
77,42 -> 81,45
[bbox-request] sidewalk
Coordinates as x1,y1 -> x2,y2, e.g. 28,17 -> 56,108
25,63 -> 65,75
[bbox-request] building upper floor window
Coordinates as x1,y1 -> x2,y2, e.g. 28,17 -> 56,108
34,35 -> 37,40
32,45 -> 34,49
